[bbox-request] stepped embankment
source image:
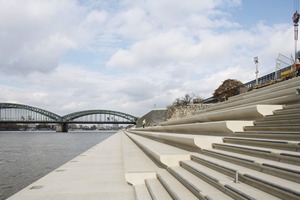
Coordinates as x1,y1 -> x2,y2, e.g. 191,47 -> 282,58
8,77 -> 300,200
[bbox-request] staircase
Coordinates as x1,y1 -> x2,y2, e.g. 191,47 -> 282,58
124,77 -> 300,200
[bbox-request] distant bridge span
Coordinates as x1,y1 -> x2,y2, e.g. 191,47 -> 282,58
62,110 -> 138,124
0,103 -> 138,132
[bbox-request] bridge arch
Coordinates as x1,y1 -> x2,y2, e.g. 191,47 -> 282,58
0,103 -> 62,121
62,110 -> 138,124
0,103 -> 138,126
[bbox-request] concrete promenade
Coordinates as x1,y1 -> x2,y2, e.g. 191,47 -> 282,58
7,132 -> 134,200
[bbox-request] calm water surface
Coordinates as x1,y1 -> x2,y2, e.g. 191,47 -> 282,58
0,130 -> 116,200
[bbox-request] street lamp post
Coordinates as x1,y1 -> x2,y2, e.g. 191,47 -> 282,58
275,58 -> 280,80
293,11 -> 300,63
254,56 -> 259,85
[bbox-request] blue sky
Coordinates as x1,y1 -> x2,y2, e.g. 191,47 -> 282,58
232,0 -> 294,26
0,0 -> 298,116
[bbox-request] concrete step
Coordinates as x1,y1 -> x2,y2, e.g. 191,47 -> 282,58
156,170 -> 198,200
125,132 -> 191,167
283,102 -> 300,109
181,159 -> 282,200
121,132 -> 159,185
127,130 -> 223,152
160,105 -> 282,126
273,107 -> 300,115
205,94 -> 300,118
254,118 -> 300,125
134,120 -> 253,135
199,84 -> 300,114
244,124 -> 300,132
133,169 -> 199,200
188,154 -> 300,199
223,137 -> 300,151
133,184 -> 152,200
263,112 -> 300,119
211,143 -> 300,165
200,148 -> 300,183
145,178 -> 173,200
228,77 -> 300,101
168,166 -> 234,199
233,131 -> 300,141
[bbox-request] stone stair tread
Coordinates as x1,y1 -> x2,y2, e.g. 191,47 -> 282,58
169,166 -> 234,199
175,160 -> 281,200
283,103 -> 300,109
224,136 -> 298,145
223,137 -> 300,151
254,118 -> 300,124
145,178 -> 173,200
160,105 -> 282,125
193,151 -> 300,180
228,77 -> 300,101
274,107 -> 300,114
244,125 -> 300,132
235,130 -> 300,135
263,113 -> 300,119
189,153 -> 300,195
157,170 -> 198,200
213,143 -> 300,158
122,132 -> 159,173
133,184 -> 152,200
122,132 -> 161,185
200,83 -> 300,113
125,132 -> 191,156
180,160 -> 235,184
225,182 -> 281,200
242,173 -> 300,198
247,124 -> 300,127
233,131 -> 300,141
125,132 -> 191,167
128,130 -> 223,150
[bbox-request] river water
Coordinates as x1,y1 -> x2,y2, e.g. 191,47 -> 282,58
0,130 -> 116,200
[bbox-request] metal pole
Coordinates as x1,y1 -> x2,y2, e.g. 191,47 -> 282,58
275,58 -> 280,80
295,24 -> 298,62
293,11 -> 300,65
254,57 -> 259,85
235,171 -> 239,183
256,63 -> 258,84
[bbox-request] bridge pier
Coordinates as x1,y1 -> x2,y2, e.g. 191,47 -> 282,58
56,123 -> 68,132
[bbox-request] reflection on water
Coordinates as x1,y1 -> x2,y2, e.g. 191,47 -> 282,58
0,130 -> 115,200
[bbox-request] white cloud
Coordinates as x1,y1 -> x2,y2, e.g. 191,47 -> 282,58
0,0 -> 105,74
107,30 -> 198,69
0,0 -> 296,117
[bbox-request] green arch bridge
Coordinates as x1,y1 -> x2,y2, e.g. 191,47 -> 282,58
0,103 -> 138,132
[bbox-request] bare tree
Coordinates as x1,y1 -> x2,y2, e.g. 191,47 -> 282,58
181,93 -> 195,106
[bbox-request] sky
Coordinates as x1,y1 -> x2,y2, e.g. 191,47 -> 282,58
0,0 -> 298,117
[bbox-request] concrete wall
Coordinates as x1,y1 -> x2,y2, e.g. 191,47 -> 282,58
136,109 -> 167,128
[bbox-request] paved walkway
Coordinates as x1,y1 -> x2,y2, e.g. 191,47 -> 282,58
7,132 -> 134,200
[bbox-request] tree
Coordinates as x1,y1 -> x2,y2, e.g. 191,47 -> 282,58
181,93 -> 195,106
213,79 -> 245,101
168,93 -> 195,107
